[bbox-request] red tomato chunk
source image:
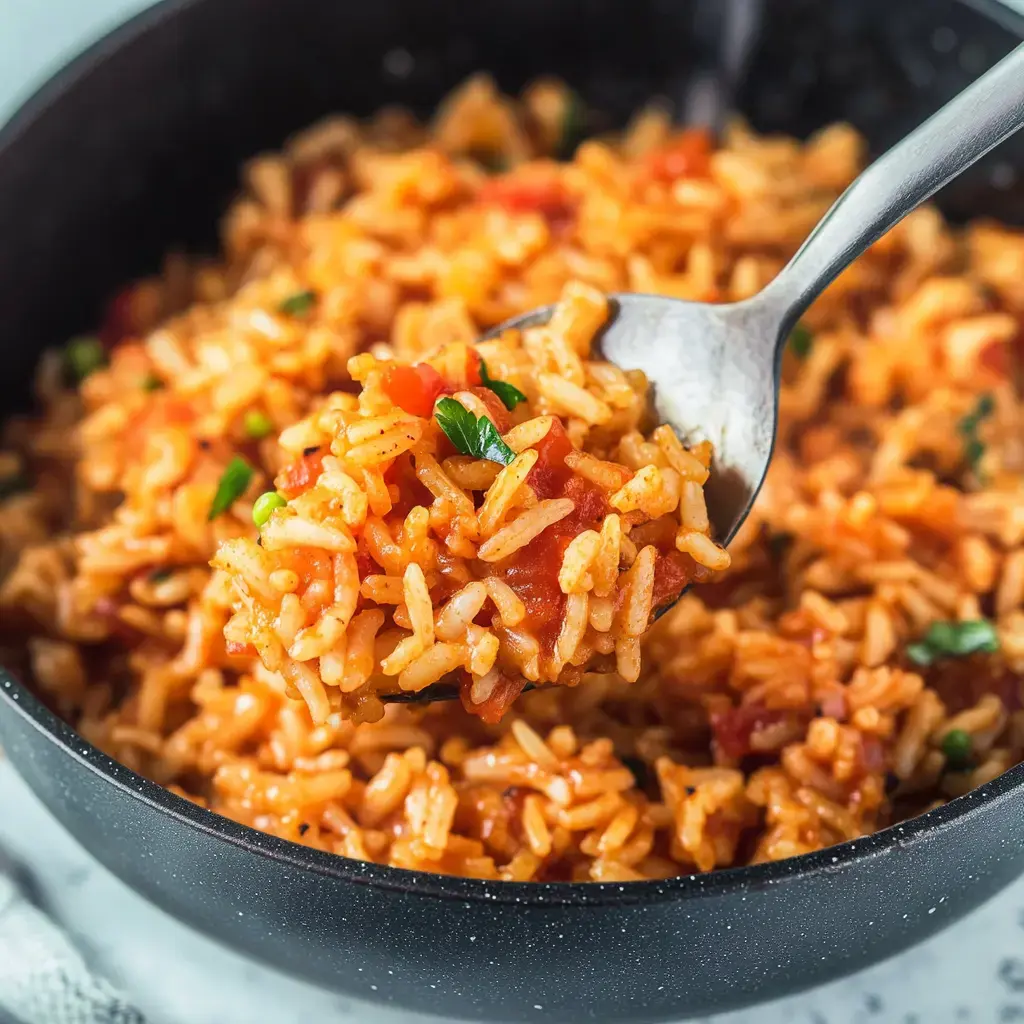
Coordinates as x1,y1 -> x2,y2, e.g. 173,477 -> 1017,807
382,363 -> 450,418
643,128 -> 713,182
276,450 -> 325,497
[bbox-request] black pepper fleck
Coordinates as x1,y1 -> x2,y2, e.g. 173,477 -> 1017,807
303,445 -> 322,456
198,439 -> 211,451
298,822 -> 310,836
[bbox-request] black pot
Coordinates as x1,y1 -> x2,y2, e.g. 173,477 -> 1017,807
2,1 -> 1024,1021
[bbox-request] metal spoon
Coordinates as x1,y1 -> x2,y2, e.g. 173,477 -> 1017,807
384,41 -> 1024,706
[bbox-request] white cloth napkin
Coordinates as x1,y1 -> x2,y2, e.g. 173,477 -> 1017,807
0,860 -> 145,1024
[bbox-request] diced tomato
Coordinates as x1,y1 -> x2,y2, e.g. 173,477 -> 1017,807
978,330 -> 1023,380
527,418 -> 574,499
225,640 -> 256,658
651,550 -> 694,610
561,475 -> 609,528
290,548 -> 332,588
478,174 -> 575,228
385,452 -> 435,518
465,349 -> 484,388
100,285 -> 138,348
287,548 -> 334,615
711,704 -> 789,761
276,449 -> 325,498
137,395 -> 195,433
643,128 -> 713,182
629,515 -> 678,552
161,398 -> 195,426
383,363 -> 450,417
460,671 -> 529,725
860,736 -> 886,774
471,386 -> 511,434
494,419 -> 611,660
818,690 -> 848,720
928,658 -> 1021,715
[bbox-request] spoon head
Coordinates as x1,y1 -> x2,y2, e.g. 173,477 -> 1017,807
482,292 -> 782,545
382,292 -> 782,705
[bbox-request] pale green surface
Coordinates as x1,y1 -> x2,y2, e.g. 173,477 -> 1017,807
0,0 -> 154,123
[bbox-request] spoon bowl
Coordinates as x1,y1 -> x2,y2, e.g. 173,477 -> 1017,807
482,293 -> 783,546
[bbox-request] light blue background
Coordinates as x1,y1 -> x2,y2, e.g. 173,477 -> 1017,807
2,2 -> 1024,1022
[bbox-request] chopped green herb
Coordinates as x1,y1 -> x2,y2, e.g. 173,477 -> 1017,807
252,490 -> 287,527
940,728 -> 973,770
905,641 -> 936,667
243,409 -> 275,440
278,290 -> 317,317
957,392 -> 995,436
479,358 -> 527,410
64,336 -> 107,383
788,323 -> 813,359
957,392 -> 995,475
0,472 -> 29,500
148,567 -> 173,584
141,372 -> 164,392
559,91 -> 588,159
208,457 -> 254,521
963,436 -> 985,473
906,619 -> 1000,667
434,397 -> 515,466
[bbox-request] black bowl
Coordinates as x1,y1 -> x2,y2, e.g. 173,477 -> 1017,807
2,1 -> 1024,1021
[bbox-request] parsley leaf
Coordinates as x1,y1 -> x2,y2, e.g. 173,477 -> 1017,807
788,323 -> 813,359
208,457 -> 254,520
958,392 -> 995,436
957,392 -> 995,475
479,358 -> 527,410
64,336 -> 107,383
559,91 -> 588,159
435,397 -> 515,466
906,619 -> 999,667
278,290 -> 317,317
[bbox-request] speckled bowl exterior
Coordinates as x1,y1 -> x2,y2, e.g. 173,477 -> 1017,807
2,2 -> 1024,1021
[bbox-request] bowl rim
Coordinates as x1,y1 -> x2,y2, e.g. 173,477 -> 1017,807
2,0 -> 1024,909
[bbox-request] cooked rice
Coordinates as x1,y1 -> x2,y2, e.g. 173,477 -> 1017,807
3,75 -> 1024,882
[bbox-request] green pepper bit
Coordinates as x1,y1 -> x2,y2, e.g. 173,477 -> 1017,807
252,491 -> 287,527
243,409 -> 275,440
64,336 -> 107,383
940,728 -> 973,770
278,290 -> 317,317
208,457 -> 255,521
788,323 -> 813,359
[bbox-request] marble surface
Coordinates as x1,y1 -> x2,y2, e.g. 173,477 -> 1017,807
3,0 -> 1024,1021
3,760 -> 1024,1024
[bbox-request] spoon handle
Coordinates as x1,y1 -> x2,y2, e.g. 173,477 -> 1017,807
760,41 -> 1024,333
